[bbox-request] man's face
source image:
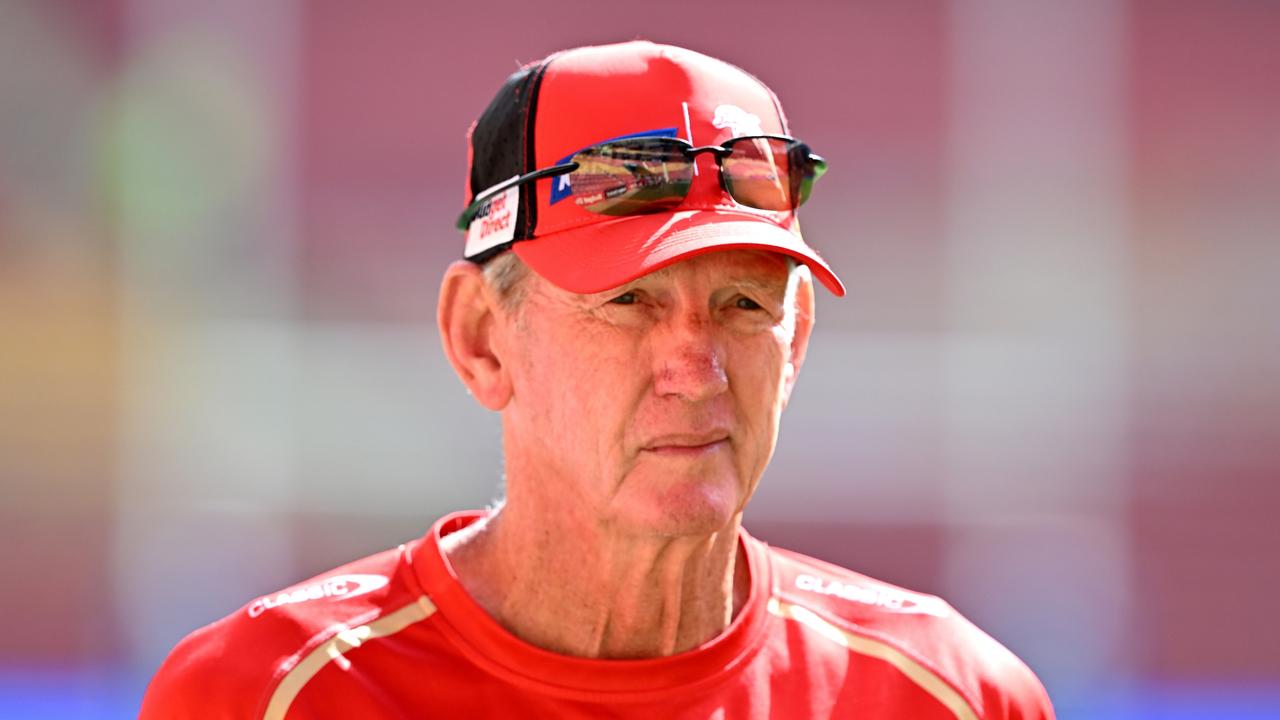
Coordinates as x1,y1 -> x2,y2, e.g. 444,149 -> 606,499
495,249 -> 810,537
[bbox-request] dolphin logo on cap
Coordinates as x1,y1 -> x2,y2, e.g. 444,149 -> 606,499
712,104 -> 763,137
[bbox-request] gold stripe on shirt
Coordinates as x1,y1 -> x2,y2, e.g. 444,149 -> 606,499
767,597 -> 980,720
263,595 -> 437,720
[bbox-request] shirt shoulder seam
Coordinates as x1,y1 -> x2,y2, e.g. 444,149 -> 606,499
257,594 -> 439,720
769,590 -> 985,720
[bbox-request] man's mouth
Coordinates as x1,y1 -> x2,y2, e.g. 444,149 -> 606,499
641,432 -> 731,456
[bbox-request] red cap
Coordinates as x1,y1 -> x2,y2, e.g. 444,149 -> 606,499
462,41 -> 845,297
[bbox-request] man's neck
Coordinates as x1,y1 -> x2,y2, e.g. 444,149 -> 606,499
440,504 -> 750,659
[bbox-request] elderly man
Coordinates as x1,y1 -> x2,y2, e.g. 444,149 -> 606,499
142,41 -> 1054,719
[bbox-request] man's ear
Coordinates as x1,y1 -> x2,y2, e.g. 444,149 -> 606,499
780,269 -> 816,409
438,261 -> 513,411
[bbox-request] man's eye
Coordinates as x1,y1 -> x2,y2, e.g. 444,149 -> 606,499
735,296 -> 763,311
609,292 -> 638,305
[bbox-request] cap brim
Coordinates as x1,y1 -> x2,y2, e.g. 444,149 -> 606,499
512,210 -> 846,297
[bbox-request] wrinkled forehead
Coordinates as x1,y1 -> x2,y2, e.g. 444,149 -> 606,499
633,247 -> 793,282
537,247 -> 798,300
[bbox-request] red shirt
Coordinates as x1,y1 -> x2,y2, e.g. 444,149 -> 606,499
141,512 -> 1054,719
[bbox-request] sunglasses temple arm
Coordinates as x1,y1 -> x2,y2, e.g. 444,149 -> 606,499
456,163 -> 579,230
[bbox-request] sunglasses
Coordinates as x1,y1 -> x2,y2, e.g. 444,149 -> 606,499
456,134 -> 828,232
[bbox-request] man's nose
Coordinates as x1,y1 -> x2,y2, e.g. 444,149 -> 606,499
652,312 -> 729,402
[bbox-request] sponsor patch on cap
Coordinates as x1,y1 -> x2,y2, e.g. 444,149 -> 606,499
464,179 -> 519,258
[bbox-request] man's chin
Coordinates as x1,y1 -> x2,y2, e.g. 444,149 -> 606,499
611,474 -> 747,539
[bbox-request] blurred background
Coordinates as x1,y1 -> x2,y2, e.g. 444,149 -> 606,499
2,0 -> 1277,717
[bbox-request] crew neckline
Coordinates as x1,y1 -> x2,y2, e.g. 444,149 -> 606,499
406,510 -> 775,701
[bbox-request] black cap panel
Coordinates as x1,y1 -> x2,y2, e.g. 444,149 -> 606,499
467,59 -> 552,243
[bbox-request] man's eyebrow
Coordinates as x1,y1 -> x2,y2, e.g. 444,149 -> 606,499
726,276 -> 788,295
572,266 -> 789,302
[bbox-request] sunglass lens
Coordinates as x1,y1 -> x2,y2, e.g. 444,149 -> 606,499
722,137 -> 816,211
797,151 -> 826,206
568,139 -> 692,216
